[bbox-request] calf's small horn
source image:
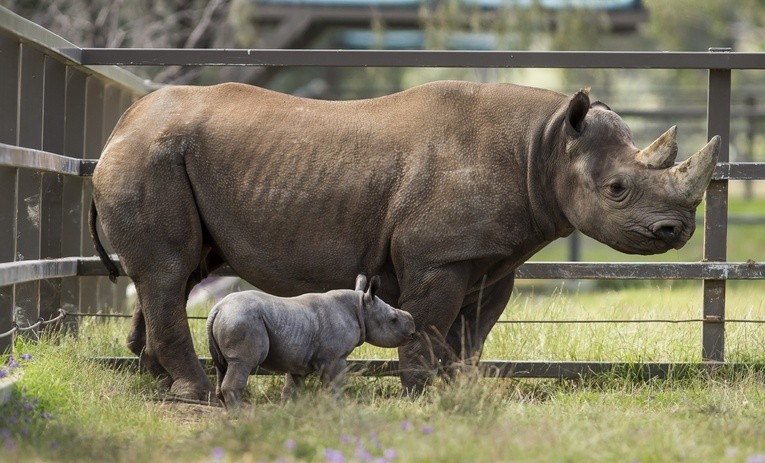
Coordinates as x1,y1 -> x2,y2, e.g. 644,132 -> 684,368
670,135 -> 721,204
636,125 -> 678,168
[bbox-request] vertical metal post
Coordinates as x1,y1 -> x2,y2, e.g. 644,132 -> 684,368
15,44 -> 45,338
60,67 -> 87,326
703,51 -> 731,362
0,35 -> 19,353
39,56 -> 66,323
79,77 -> 104,313
744,95 -> 756,201
96,85 -> 123,312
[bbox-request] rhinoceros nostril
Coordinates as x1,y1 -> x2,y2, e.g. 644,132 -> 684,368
654,224 -> 680,243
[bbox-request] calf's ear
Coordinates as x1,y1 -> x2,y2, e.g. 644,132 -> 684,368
565,88 -> 590,138
355,274 -> 368,292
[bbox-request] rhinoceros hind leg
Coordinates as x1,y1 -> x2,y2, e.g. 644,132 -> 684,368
126,300 -> 172,389
219,360 -> 254,411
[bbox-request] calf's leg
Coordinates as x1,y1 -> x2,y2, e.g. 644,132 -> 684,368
320,359 -> 348,398
281,374 -> 305,403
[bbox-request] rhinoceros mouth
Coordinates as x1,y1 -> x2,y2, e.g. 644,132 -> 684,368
613,225 -> 689,255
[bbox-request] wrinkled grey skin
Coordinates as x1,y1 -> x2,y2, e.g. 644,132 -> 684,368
207,274 -> 415,410
89,80 -> 720,399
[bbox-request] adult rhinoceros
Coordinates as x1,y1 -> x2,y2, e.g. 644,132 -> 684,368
89,80 -> 720,399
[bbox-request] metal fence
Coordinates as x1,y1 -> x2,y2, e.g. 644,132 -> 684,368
1,6 -> 764,377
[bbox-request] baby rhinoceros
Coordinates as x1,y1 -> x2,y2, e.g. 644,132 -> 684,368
206,274 -> 415,410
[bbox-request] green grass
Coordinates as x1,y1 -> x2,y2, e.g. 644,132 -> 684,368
2,282 -> 765,462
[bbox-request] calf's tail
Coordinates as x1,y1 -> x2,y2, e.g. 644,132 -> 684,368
206,305 -> 228,378
88,199 -> 120,283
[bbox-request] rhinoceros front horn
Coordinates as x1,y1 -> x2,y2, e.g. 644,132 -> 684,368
636,125 -> 678,168
669,135 -> 721,204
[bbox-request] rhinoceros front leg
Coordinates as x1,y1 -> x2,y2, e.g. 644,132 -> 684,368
396,263 -> 471,395
320,358 -> 348,399
443,272 -> 515,377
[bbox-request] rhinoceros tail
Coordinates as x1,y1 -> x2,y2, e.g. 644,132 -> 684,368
206,306 -> 228,378
88,199 -> 120,283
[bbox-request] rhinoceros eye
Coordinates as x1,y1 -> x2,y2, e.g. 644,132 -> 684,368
609,182 -> 625,195
605,180 -> 628,201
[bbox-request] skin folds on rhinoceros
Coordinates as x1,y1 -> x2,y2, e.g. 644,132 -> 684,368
88,80 -> 720,399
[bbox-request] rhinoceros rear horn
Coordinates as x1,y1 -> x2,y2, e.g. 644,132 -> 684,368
636,125 -> 678,168
670,135 -> 721,205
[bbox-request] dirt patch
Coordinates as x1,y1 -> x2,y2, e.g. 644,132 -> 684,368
155,400 -> 224,426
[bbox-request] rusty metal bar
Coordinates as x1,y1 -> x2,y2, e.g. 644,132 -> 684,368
0,143 -> 94,176
71,49 -> 765,70
0,258 -> 80,287
703,57 -> 732,362
72,257 -> 765,280
6,258 -> 765,288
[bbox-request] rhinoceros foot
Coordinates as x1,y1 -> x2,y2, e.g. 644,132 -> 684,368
169,377 -> 215,401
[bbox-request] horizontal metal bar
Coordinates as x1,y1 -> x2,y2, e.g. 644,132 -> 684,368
95,357 -> 764,379
515,262 -> 765,280
0,257 -> 79,287
0,143 -> 96,176
713,162 -> 765,180
74,256 -> 765,281
74,49 -> 765,70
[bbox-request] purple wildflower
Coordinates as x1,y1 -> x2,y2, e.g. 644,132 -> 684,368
0,369 -> 7,378
422,425 -> 434,435
51,441 -> 58,451
20,354 -> 31,361
747,455 -> 765,463
285,439 -> 296,451
400,420 -> 412,431
354,447 -> 372,462
325,447 -> 345,463
384,448 -> 397,460
340,434 -> 351,444
210,446 -> 225,461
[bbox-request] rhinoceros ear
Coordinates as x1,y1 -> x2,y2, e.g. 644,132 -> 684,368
566,88 -> 591,138
355,273 -> 368,292
364,275 -> 381,305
